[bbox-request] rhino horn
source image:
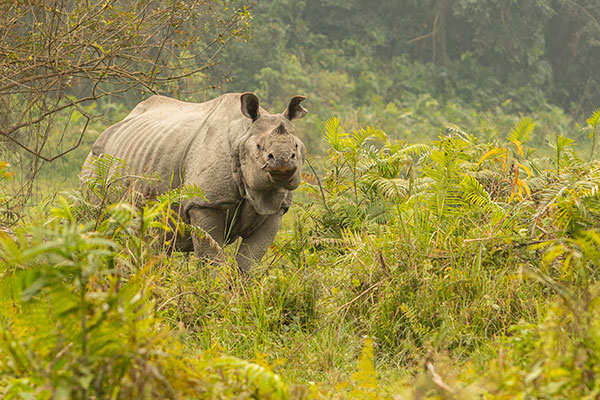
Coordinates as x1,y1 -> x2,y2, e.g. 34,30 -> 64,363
274,122 -> 287,134
283,95 -> 307,120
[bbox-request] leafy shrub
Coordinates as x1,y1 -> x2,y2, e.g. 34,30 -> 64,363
2,109 -> 600,399
0,192 -> 288,399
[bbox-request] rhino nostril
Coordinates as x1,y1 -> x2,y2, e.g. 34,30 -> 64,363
291,153 -> 296,159
268,153 -> 274,160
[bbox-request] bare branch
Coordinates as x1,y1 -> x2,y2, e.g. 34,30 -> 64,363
1,0 -> 250,161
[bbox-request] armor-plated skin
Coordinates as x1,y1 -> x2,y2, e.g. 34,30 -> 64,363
81,92 -> 307,272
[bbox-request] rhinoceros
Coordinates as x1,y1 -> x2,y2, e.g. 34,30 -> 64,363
81,92 -> 307,271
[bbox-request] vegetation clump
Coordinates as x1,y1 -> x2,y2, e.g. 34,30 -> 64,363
1,109 -> 600,398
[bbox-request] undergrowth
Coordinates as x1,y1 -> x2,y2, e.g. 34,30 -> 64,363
1,109 -> 600,398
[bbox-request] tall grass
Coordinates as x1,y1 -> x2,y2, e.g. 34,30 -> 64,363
1,109 -> 600,398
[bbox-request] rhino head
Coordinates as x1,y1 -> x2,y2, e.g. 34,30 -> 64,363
237,93 -> 307,200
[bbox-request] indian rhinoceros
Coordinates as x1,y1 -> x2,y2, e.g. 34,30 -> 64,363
81,92 -> 307,272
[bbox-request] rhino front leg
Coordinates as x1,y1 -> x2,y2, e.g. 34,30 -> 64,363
236,214 -> 282,273
188,207 -> 226,265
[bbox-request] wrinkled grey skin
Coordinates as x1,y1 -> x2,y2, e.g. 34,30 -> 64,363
81,93 -> 307,272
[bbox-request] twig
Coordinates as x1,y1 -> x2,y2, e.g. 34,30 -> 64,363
331,281 -> 384,316
463,235 -> 513,243
306,158 -> 332,215
157,291 -> 196,312
425,360 -> 454,394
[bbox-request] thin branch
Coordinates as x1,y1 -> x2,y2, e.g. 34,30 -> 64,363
306,158 -> 333,215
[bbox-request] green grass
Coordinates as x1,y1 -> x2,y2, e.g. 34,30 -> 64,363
1,109 -> 600,398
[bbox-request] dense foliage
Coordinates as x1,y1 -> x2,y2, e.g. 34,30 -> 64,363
216,0 -> 600,118
4,0 -> 599,208
0,0 -> 250,217
1,109 -> 600,398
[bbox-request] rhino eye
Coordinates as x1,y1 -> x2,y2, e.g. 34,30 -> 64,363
256,144 -> 261,150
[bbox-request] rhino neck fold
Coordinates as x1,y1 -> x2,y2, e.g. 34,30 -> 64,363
228,120 -> 251,198
242,183 -> 288,215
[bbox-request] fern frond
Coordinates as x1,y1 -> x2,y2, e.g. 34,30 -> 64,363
513,139 -> 524,157
461,175 -> 491,207
155,183 -> 205,205
324,117 -> 348,151
549,135 -> 576,153
213,356 -> 287,399
85,154 -> 126,181
460,175 -> 507,225
507,117 -> 534,144
399,303 -> 431,337
396,143 -> 431,158
478,147 -> 507,167
82,154 -> 130,202
372,176 -> 409,200
444,123 -> 471,141
351,337 -> 378,395
587,109 -> 600,129
351,125 -> 387,146
340,228 -> 369,248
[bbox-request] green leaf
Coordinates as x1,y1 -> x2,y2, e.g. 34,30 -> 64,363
507,117 -> 534,145
587,109 -> 600,129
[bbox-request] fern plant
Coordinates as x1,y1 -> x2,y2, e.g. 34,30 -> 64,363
0,192 -> 290,399
532,159 -> 600,236
586,109 -> 600,161
478,117 -> 534,202
305,119 -> 433,237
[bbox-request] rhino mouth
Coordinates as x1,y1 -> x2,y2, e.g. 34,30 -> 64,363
268,171 -> 295,183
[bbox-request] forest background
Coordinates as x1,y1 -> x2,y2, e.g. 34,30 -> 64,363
4,0 -> 600,199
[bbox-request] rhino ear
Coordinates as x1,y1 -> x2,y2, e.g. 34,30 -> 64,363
284,95 -> 307,120
241,92 -> 260,121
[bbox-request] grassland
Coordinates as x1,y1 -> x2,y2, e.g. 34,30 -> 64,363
1,109 -> 600,399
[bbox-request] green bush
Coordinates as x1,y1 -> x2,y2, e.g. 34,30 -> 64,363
2,109 -> 600,398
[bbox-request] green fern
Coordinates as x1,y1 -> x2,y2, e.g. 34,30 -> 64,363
507,117 -> 534,145
444,122 -> 472,141
587,109 -> 600,129
155,183 -> 205,206
370,176 -> 410,200
395,143 -> 431,159
349,337 -> 378,399
548,134 -> 576,172
324,117 -> 349,152
351,125 -> 387,147
213,356 -> 288,400
461,175 -> 507,225
399,303 -> 432,337
586,109 -> 600,161
83,154 -> 127,198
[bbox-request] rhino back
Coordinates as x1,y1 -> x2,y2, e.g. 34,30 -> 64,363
91,94 -> 237,195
